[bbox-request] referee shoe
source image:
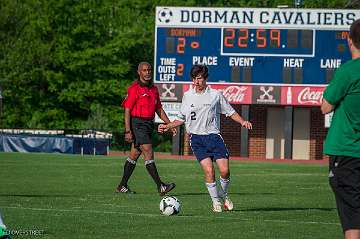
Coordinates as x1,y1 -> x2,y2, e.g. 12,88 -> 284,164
158,183 -> 176,196
115,185 -> 136,194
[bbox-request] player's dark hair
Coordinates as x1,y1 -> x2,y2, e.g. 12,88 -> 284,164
350,18 -> 360,49
190,65 -> 208,79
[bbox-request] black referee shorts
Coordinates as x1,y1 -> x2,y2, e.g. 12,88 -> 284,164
329,155 -> 360,232
131,117 -> 154,147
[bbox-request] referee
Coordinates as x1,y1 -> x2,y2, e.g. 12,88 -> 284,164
116,62 -> 176,196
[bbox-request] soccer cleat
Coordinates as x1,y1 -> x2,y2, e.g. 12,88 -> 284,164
212,201 -> 222,213
223,196 -> 234,211
115,185 -> 136,194
158,183 -> 176,196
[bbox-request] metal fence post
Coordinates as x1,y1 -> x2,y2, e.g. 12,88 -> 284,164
93,130 -> 96,156
81,132 -> 84,156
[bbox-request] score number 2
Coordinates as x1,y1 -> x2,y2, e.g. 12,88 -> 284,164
177,63 -> 184,76
177,38 -> 186,54
224,28 -> 281,48
176,37 -> 200,54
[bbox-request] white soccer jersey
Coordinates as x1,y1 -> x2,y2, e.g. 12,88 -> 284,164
177,86 -> 235,135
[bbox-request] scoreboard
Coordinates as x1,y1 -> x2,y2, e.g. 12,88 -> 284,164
154,7 -> 360,86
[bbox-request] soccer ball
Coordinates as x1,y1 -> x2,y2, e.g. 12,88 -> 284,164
159,196 -> 181,216
158,8 -> 173,23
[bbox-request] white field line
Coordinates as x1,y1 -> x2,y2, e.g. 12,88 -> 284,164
1,206 -> 339,226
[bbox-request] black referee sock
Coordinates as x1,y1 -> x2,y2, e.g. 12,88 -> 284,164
119,158 -> 136,187
145,160 -> 162,188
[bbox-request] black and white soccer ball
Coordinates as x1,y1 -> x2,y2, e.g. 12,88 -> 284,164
158,8 -> 173,23
159,196 -> 181,216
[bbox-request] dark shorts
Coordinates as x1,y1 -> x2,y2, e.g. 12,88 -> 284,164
131,117 -> 154,147
189,134 -> 229,162
329,155 -> 360,232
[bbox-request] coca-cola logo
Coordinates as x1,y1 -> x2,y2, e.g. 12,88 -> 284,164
298,87 -> 323,104
218,86 -> 248,103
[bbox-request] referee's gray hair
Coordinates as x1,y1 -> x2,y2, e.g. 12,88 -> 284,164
137,62 -> 151,72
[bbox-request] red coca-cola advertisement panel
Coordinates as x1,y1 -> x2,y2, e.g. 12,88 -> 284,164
182,84 -> 253,104
280,86 -> 326,106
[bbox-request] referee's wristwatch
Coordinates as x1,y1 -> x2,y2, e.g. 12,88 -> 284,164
124,130 -> 131,134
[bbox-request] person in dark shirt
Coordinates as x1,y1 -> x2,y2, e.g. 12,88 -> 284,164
321,18 -> 360,239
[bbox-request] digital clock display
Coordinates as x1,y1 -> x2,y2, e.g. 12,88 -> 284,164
222,28 -> 314,56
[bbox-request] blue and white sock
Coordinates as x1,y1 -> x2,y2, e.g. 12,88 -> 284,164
205,182 -> 221,204
219,177 -> 230,198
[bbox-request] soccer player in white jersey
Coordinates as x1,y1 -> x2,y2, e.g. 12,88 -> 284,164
158,65 -> 252,212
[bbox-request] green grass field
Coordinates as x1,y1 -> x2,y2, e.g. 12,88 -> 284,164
0,152 -> 341,239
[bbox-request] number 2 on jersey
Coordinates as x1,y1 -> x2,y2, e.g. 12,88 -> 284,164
191,112 -> 196,120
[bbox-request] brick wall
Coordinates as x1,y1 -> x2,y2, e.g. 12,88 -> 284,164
310,107 -> 328,160
248,105 -> 267,158
183,132 -> 192,155
220,105 -> 242,156
220,105 -> 269,158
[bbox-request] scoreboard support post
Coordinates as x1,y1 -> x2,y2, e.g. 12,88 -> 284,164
240,105 -> 250,157
171,126 -> 183,155
284,106 -> 294,159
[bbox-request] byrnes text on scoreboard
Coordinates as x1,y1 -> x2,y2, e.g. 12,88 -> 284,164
154,7 -> 360,85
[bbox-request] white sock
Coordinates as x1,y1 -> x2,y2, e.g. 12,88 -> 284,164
219,177 -> 230,198
205,182 -> 221,204
0,212 -> 6,229
126,157 -> 137,165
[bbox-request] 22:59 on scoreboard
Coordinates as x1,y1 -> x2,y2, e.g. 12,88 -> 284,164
154,7 -> 360,86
